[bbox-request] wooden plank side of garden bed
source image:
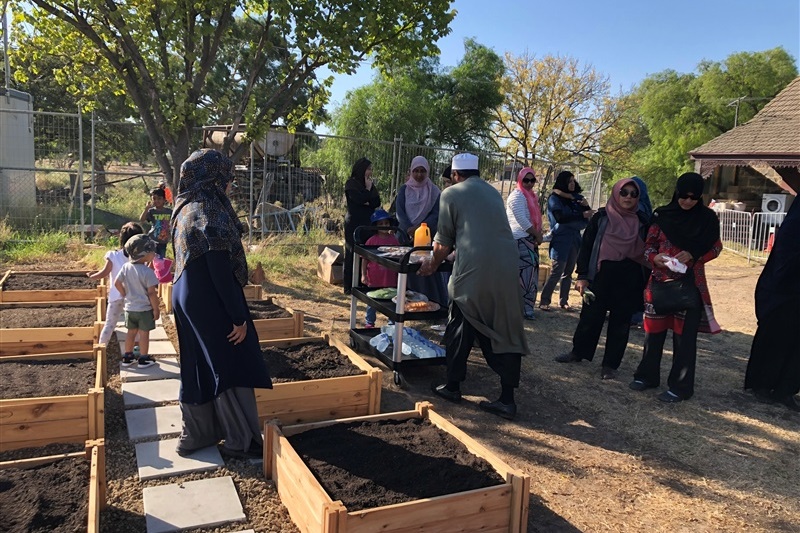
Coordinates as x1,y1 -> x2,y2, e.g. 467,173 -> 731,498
86,439 -> 106,533
0,389 -> 104,452
270,403 -> 529,533
345,485 -> 513,533
266,423 -> 336,533
0,288 -> 102,303
0,326 -> 97,356
254,335 -> 381,425
253,314 -> 301,340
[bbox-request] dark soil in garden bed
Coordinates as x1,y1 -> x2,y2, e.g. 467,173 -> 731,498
0,455 -> 89,533
264,341 -> 365,383
289,418 -> 505,511
0,359 -> 96,398
0,304 -> 96,328
248,300 -> 291,319
3,273 -> 98,291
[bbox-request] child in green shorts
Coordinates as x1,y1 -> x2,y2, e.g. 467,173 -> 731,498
114,234 -> 161,367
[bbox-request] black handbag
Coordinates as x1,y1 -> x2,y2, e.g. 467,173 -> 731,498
650,274 -> 699,315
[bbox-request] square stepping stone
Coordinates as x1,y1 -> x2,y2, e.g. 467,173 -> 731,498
116,326 -> 169,341
125,404 -> 182,440
136,438 -> 222,481
122,379 -> 180,407
143,476 -> 244,533
120,357 -> 180,383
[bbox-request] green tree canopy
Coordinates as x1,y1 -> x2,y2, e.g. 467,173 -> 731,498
602,47 -> 798,202
329,38 -> 504,150
12,0 -> 455,188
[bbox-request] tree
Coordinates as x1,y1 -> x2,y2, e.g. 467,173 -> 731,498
330,39 -> 504,150
601,47 -> 798,201
13,0 -> 455,189
494,51 -> 625,166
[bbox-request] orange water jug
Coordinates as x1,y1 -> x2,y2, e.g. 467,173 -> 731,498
414,222 -> 432,248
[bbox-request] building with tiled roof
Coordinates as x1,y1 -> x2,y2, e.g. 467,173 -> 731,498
690,76 -> 800,202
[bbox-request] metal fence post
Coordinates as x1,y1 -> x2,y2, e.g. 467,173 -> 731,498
78,106 -> 85,239
90,109 -> 95,235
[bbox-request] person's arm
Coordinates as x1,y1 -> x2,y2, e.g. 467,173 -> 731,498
695,239 -> 723,265
394,188 -> 413,234
139,203 -> 153,224
114,275 -> 126,300
509,194 -> 542,243
417,241 -> 453,276
423,191 -> 441,233
147,285 -> 160,321
204,251 -> 249,326
575,212 -> 600,281
367,186 -> 381,209
87,258 -> 113,279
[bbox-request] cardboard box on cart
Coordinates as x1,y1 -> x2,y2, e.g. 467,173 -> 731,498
317,245 -> 344,285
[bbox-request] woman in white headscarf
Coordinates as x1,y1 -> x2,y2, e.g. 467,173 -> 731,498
395,155 -> 448,306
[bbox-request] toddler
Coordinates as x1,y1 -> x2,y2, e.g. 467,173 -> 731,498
88,222 -> 145,345
114,234 -> 160,367
140,187 -> 172,258
362,209 -> 399,328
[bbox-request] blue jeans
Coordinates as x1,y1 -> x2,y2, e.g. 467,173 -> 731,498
366,305 -> 377,325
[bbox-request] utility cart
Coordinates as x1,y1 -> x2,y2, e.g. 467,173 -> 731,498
348,228 -> 451,386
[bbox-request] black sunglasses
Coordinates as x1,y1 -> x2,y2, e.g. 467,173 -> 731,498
619,188 -> 639,198
678,192 -> 698,200
522,177 -> 536,184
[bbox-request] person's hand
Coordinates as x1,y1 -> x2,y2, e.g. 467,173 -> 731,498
227,322 -> 247,345
583,209 -> 594,219
365,177 -> 373,190
653,254 -> 670,268
417,258 -> 435,276
144,199 -> 153,210
575,279 -> 589,295
579,198 -> 589,207
153,310 -> 161,322
361,273 -> 368,285
674,251 -> 693,264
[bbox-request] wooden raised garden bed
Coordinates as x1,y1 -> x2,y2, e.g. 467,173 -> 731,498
0,345 -> 106,452
256,334 -> 381,425
0,322 -> 104,358
264,401 -> 530,533
0,439 -> 106,533
0,270 -> 106,304
250,299 -> 305,341
159,281 -> 264,313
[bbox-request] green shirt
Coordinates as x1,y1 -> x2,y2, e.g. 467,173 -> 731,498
436,176 -> 529,354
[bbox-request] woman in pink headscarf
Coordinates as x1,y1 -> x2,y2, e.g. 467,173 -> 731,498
395,155 -> 448,305
505,167 -> 544,320
554,178 -> 650,380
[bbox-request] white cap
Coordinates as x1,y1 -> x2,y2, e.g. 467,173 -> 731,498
451,153 -> 479,171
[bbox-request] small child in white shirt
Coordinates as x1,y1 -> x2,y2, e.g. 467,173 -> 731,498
87,222 -> 145,345
114,234 -> 160,367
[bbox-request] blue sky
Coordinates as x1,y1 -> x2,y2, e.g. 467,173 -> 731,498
324,0 -> 800,113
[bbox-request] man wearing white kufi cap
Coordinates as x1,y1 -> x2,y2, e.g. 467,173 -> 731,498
418,153 -> 529,419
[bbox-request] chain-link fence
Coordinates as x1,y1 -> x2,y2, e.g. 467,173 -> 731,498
1,103 -> 604,241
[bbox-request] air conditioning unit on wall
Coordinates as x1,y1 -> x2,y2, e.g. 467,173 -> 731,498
761,193 -> 794,224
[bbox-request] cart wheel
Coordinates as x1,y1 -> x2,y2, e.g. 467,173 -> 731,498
393,371 -> 406,388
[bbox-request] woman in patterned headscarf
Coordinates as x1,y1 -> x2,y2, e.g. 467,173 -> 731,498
171,149 -> 271,459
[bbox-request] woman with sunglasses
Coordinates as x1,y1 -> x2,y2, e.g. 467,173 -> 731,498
555,178 -> 650,380
629,172 -> 721,402
506,167 -> 544,320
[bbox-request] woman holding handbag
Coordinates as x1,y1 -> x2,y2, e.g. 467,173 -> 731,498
629,172 -> 722,403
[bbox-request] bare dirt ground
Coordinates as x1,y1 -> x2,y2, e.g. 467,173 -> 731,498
3,250 -> 797,532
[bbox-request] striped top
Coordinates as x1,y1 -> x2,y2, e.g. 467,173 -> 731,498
506,189 -> 533,240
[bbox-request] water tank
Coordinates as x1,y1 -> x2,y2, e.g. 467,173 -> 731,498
0,89 -> 36,218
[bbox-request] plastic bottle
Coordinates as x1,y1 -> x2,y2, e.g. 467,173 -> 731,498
414,222 -> 432,248
133,345 -> 141,358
